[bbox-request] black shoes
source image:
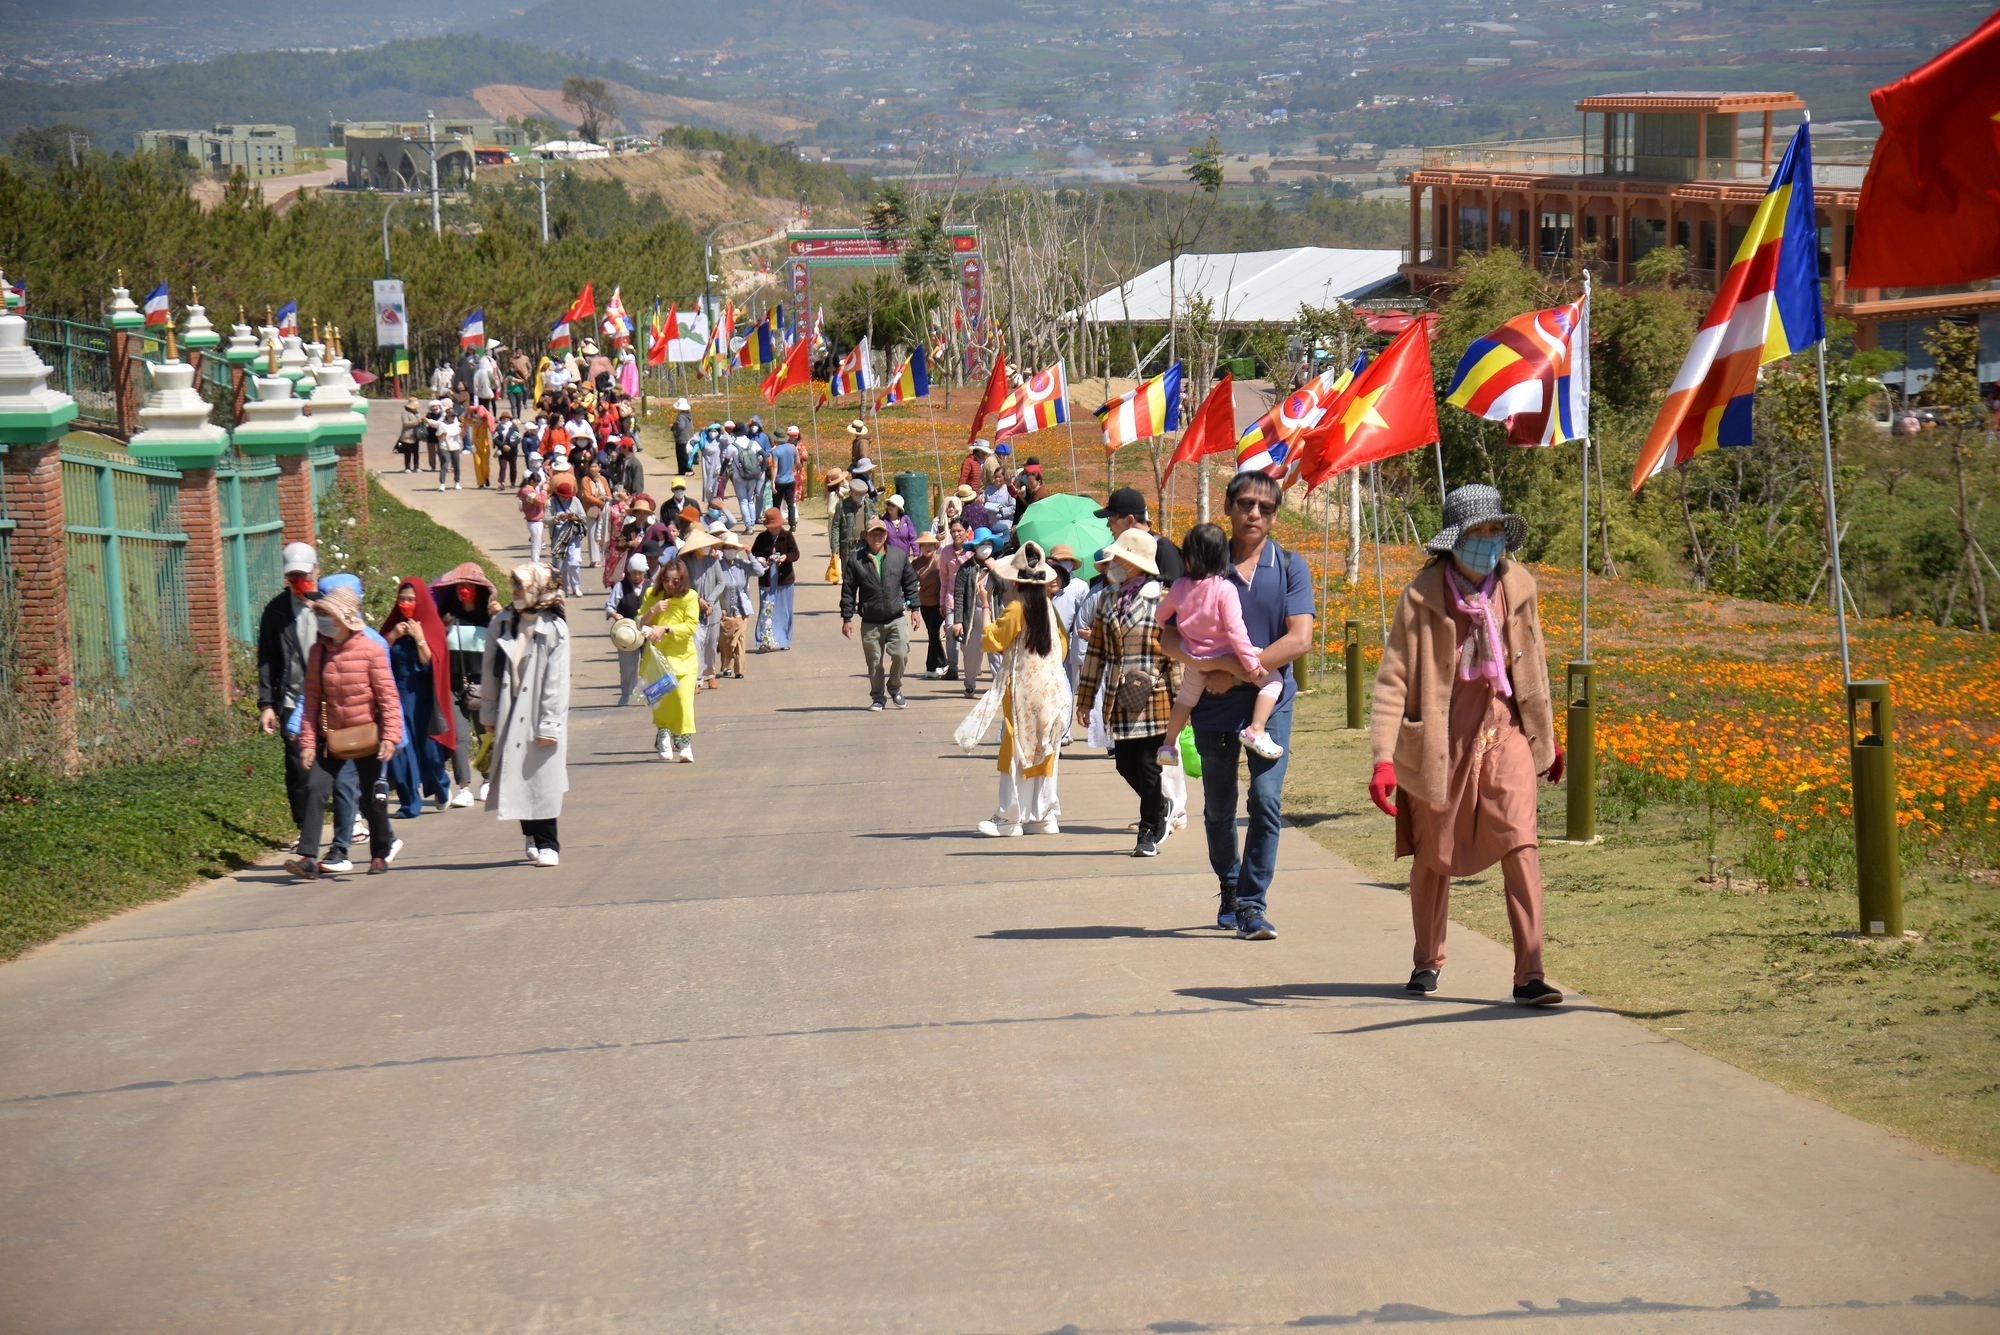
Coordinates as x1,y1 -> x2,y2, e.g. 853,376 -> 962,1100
1406,969 -> 1439,994
1132,828 -> 1160,857
1512,979 -> 1564,1006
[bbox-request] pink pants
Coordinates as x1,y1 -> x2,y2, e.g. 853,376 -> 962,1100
1408,845 -> 1546,986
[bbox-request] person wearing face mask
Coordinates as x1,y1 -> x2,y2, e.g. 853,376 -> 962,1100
1370,484 -> 1566,1006
432,563 -> 496,800
283,586 -> 403,879
257,543 -> 324,843
1075,529 -> 1183,858
380,578 -> 457,819
951,527 -> 998,697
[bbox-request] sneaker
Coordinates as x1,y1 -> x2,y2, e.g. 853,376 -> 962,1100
1407,968 -> 1440,994
1217,885 -> 1237,931
454,481 -> 462,490
976,818 -> 1023,837
449,787 -> 475,809
384,838 -> 404,864
535,847 -> 561,867
478,782 -> 490,801
655,728 -> 674,759
678,743 -> 694,763
890,693 -> 906,709
1152,819 -> 1172,847
525,838 -> 538,862
316,858 -> 354,875
1239,727 -> 1286,760
283,858 -> 319,880
368,858 -> 388,875
1512,979 -> 1564,1006
1031,818 -> 1060,835
1133,830 -> 1160,858
1236,909 -> 1276,940
869,699 -> 886,712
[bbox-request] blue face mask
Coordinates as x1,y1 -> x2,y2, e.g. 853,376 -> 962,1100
1454,533 -> 1506,576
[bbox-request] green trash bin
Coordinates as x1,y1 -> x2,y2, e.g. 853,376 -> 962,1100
893,470 -> 932,533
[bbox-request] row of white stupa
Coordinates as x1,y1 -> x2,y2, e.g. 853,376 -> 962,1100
0,275 -> 370,470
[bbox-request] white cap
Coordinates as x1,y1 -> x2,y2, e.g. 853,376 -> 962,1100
627,553 -> 649,573
281,543 -> 317,574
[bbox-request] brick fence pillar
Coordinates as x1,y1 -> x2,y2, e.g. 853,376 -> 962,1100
335,442 -> 367,526
274,452 -> 315,550
111,331 -> 138,438
174,466 -> 232,706
2,440 -> 77,759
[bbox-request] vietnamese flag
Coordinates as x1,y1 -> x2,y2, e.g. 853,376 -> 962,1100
1165,372 -> 1237,481
1291,320 -> 1440,485
567,282 -> 596,322
1847,10 -> 2000,287
762,335 -> 812,404
966,348 -> 1010,444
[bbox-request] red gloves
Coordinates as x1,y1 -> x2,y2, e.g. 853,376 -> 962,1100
1545,747 -> 1566,785
1368,761 -> 1398,817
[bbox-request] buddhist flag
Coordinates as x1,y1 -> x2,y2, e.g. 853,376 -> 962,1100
1445,281 -> 1589,447
826,338 -> 873,400
1097,362 -> 1182,452
142,282 -> 171,327
1235,358 -> 1357,479
602,286 -> 631,344
1291,321 -> 1440,483
967,348 -> 1010,443
994,362 -> 1069,441
763,335 -> 813,404
877,346 -> 930,409
737,315 -> 776,368
460,308 -> 486,349
1632,122 -> 1825,492
1166,372 -> 1238,480
703,302 -> 734,374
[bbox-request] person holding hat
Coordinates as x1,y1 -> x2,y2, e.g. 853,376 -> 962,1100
751,507 -> 801,650
284,585 -> 403,879
1075,529 -> 1183,857
479,565 -> 572,865
967,540 -> 1069,835
1096,487 -> 1183,583
671,397 -> 694,474
604,551 -> 651,706
840,514 -> 922,710
639,555 -> 702,761
1370,484 -> 1565,1005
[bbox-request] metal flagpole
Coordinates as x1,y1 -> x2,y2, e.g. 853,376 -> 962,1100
1370,461 -> 1389,643
926,382 -> 945,505
1434,439 -> 1447,501
1581,433 -> 1591,662
1817,338 -> 1853,683
1064,357 -> 1079,488
1317,483 -> 1334,685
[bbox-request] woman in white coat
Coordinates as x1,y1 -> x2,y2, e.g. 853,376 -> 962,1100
479,563 -> 571,867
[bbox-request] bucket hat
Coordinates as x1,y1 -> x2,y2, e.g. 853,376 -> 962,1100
1424,483 -> 1527,554
1106,527 -> 1160,576
990,540 -> 1056,585
609,618 -> 644,652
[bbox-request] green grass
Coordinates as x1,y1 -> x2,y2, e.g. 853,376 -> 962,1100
0,477 -> 503,961
1282,684 -> 2000,1171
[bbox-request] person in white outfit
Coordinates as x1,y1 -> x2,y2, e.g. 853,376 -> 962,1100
968,541 -> 1069,837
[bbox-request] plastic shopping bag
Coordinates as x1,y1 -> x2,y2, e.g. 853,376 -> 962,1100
639,645 -> 678,706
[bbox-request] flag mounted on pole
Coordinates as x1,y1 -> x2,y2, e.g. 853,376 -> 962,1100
646,303 -> 670,367
1631,121 -> 1825,492
1445,285 -> 1590,447
994,363 -> 1070,441
1165,372 -> 1238,480
877,346 -> 930,409
602,286 -> 632,346
966,348 -> 1010,443
1235,358 -> 1357,479
142,282 -> 171,327
825,338 -> 874,400
703,302 -> 734,375
274,301 -> 298,336
763,334 -> 814,404
460,309 -> 486,349
549,311 -> 572,351
568,282 -> 596,322
1290,320 -> 1440,482
1096,362 -> 1182,452
735,315 -> 776,368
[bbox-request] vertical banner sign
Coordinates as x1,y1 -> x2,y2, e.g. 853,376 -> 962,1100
372,279 -> 408,348
788,261 -> 811,347
960,254 -> 984,373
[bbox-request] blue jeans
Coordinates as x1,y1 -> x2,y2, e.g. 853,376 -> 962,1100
1193,707 -> 1293,916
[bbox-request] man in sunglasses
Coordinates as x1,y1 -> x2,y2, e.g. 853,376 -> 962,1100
1094,487 -> 1183,583
1158,468 -> 1314,940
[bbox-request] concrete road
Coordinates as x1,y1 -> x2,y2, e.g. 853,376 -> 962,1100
0,418 -> 1995,1332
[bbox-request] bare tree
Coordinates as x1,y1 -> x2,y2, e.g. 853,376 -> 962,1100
562,77 -> 618,144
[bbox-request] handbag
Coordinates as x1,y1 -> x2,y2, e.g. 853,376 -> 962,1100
1112,666 -> 1160,714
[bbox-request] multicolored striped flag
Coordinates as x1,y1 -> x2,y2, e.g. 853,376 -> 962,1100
703,302 -> 734,375
549,312 -> 572,351
876,346 -> 930,409
459,309 -> 486,349
825,338 -> 874,400
602,286 -> 632,345
1633,121 -> 1825,492
994,362 -> 1069,441
1445,281 -> 1589,447
1096,362 -> 1182,452
1235,359 -> 1355,478
736,315 -> 776,368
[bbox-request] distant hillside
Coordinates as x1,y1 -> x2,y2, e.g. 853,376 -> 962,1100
0,37 -> 706,149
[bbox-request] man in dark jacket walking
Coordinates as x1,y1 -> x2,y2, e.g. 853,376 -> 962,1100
840,516 -> 922,711
670,397 -> 694,474
256,542 -> 322,834
614,437 -> 646,497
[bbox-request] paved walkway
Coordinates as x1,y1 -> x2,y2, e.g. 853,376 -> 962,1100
0,417 -> 1996,1331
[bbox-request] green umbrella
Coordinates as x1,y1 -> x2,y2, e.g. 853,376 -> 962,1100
1013,493 -> 1115,564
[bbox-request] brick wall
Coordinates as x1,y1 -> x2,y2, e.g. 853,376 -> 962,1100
175,467 -> 232,706
335,443 -> 367,526
2,441 -> 77,757
274,452 -> 315,550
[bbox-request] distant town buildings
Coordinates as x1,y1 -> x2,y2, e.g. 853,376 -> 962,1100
331,119 -> 527,191
137,124 -> 296,177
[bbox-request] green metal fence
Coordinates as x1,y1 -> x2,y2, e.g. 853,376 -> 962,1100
61,434 -> 189,678
27,317 -> 122,433
215,445 -> 284,644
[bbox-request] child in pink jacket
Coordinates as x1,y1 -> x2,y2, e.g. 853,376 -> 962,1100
1155,522 -> 1285,762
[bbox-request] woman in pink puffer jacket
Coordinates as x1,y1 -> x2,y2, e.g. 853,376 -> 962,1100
286,585 -> 403,879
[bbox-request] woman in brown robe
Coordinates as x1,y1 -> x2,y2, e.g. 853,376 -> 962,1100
1369,485 -> 1567,1005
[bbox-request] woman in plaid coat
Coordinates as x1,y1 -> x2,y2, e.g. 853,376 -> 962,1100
1075,529 -> 1184,858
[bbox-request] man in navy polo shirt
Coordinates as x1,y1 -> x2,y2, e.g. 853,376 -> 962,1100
1159,468 -> 1315,939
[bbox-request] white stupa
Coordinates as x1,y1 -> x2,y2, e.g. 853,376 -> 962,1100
128,329 -> 229,468
276,332 -> 311,385
181,294 -> 220,352
306,326 -> 370,442
233,337 -> 316,455
0,311 -> 79,445
223,316 -> 262,366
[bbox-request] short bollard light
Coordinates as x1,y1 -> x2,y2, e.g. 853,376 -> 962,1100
1847,680 -> 1903,937
1566,660 -> 1596,843
1344,618 -> 1363,730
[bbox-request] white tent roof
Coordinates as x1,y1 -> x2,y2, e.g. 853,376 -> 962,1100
1074,247 -> 1405,326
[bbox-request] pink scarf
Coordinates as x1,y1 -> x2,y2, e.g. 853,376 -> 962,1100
1445,564 -> 1511,698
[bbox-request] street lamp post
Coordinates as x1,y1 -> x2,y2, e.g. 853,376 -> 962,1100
381,198 -> 401,278
426,111 -> 442,237
519,160 -> 558,244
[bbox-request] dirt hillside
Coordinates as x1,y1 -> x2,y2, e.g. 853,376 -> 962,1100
471,83 -> 814,141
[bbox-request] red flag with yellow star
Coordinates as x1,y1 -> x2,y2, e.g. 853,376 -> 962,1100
1292,320 -> 1440,488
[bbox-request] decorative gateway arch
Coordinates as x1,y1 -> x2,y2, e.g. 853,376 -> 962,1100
784,227 -> 984,368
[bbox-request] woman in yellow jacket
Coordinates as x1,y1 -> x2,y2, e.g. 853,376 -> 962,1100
639,556 -> 702,763
976,541 -> 1069,836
